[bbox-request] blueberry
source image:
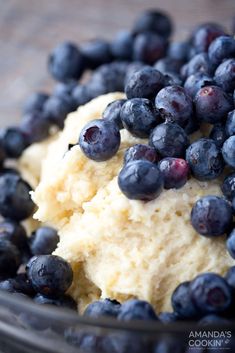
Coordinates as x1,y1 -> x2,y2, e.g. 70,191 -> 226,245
226,229 -> 235,259
125,62 -> 146,85
154,57 -> 182,75
184,72 -> 214,98
53,81 -> 77,98
43,94 -> 77,129
167,41 -> 190,62
191,195 -> 233,236
225,266 -> 235,290
222,136 -> 235,168
0,127 -> 28,158
226,110 -> 235,137
81,39 -> 112,69
199,314 -> 230,325
155,86 -> 193,127
186,139 -> 224,181
163,72 -> 183,87
0,274 -> 35,296
118,299 -> 158,321
34,293 -> 77,310
105,334 -> 149,353
84,298 -> 121,318
0,174 -> 35,221
72,84 -> 91,107
221,173 -> 235,200
208,35 -> 235,68
190,273 -> 232,314
29,226 -> 59,255
132,10 -> 173,38
158,311 -> 179,323
124,144 -> 159,164
209,123 -> 227,148
149,122 -> 189,158
171,281 -> 198,319
23,92 -> 49,115
133,32 -> 167,65
79,119 -> 120,161
192,23 -> 226,53
20,112 -> 51,144
102,99 -> 127,129
125,67 -> 165,100
0,220 -> 28,254
159,157 -> 189,189
214,58 -> 235,93
27,255 -> 73,298
120,98 -> 161,138
118,160 -> 163,201
194,85 -> 233,124
0,239 -> 21,279
111,31 -> 134,61
65,328 -> 105,352
184,116 -> 200,135
48,42 -> 85,82
180,53 -> 213,79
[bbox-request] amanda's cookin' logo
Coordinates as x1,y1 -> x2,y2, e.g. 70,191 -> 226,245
188,330 -> 232,350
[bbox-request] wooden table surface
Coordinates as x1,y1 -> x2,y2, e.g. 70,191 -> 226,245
0,0 -> 235,127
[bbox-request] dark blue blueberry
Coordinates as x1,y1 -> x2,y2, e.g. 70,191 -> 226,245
222,136 -> 235,168
208,35 -> 235,68
192,23 -> 226,53
155,86 -> 193,128
53,81 -> 77,98
43,94 -> 77,129
27,255 -> 73,298
0,239 -> 21,279
167,41 -> 191,62
111,31 -> 134,61
154,57 -> 182,75
214,58 -> 235,93
84,298 -> 121,318
120,98 -> 161,138
226,229 -> 235,259
125,62 -> 146,85
199,314 -> 230,325
159,157 -> 189,189
65,328 -> 105,351
20,112 -> 51,144
190,273 -> 232,314
118,299 -> 158,321
226,110 -> 235,137
102,99 -> 127,129
180,53 -> 213,80
133,32 -> 167,65
184,72 -> 214,98
209,123 -> 227,148
163,72 -> 183,87
48,42 -> 85,82
149,122 -> 189,158
184,115 -> 200,135
0,127 -> 27,158
194,86 -> 233,124
0,220 -> 28,254
104,334 -> 149,353
186,139 -> 224,181
118,160 -> 163,201
171,281 -> 198,319
124,144 -> 159,164
191,195 -> 232,236
125,67 -> 165,100
79,119 -> 120,161
0,174 -> 35,221
132,10 -> 173,38
225,266 -> 235,290
34,293 -> 76,310
221,173 -> 235,200
23,92 -> 49,115
0,274 -> 35,296
29,226 -> 59,256
158,311 -> 179,323
72,84 -> 91,107
81,39 -> 112,70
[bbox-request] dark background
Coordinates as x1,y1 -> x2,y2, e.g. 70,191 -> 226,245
0,0 -> 235,126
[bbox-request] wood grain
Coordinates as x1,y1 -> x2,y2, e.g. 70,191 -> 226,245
0,0 -> 234,126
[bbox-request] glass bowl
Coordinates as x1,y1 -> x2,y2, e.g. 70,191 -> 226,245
0,291 -> 234,353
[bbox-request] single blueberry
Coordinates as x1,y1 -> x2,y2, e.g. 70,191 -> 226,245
81,39 -> 112,70
118,299 -> 158,321
27,255 -> 73,298
118,160 -> 163,201
0,220 -> 28,254
209,123 -> 227,148
0,174 -> 35,221
159,157 -> 189,189
171,281 -> 198,319
191,195 -> 233,236
184,72 -> 214,98
124,144 -> 159,164
180,53 -> 213,79
154,57 -> 182,75
20,112 -> 51,144
34,293 -> 77,310
221,173 -> 235,200
155,86 -> 193,128
125,62 -> 146,85
164,72 -> 183,87
149,122 -> 189,158
190,273 -> 232,314
222,136 -> 235,168
133,32 -> 167,65
79,119 -> 120,161
125,67 -> 165,100
23,92 -> 49,115
214,58 -> 235,93
208,35 -> 235,68
186,139 -> 224,181
167,41 -> 191,62
111,31 -> 134,61
226,110 -> 235,137
84,299 -> 121,318
120,98 -> 161,138
72,84 -> 91,107
0,239 -> 21,279
226,229 -> 235,259
0,127 -> 28,158
53,81 -> 77,98
29,226 -> 59,256
102,99 -> 127,129
192,23 -> 226,53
